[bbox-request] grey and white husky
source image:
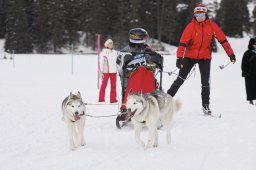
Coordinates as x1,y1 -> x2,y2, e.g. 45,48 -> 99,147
61,91 -> 86,150
126,90 -> 181,149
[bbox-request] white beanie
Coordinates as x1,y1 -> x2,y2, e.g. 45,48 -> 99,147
104,39 -> 113,49
194,4 -> 207,14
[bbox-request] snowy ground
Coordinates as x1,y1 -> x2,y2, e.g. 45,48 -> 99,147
0,37 -> 256,170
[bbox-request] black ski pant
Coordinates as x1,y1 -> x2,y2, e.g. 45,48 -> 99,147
167,58 -> 211,106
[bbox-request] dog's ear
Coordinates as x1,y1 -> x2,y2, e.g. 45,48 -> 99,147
77,91 -> 81,98
129,89 -> 133,95
140,90 -> 143,98
69,92 -> 73,99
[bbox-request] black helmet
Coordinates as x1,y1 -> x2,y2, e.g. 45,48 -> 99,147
129,28 -> 148,44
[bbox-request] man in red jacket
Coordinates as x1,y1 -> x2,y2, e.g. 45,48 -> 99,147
167,4 -> 236,115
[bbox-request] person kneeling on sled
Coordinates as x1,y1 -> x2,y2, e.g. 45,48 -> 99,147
116,28 -> 163,121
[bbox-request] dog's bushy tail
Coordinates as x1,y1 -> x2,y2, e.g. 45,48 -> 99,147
174,99 -> 182,113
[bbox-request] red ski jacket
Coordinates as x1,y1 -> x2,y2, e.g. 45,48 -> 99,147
177,18 -> 234,60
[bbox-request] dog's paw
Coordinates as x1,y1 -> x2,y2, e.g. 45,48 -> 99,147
144,145 -> 152,150
81,138 -> 86,146
145,143 -> 153,150
139,142 -> 145,148
145,139 -> 156,149
153,144 -> 158,148
135,139 -> 145,149
81,142 -> 86,146
137,142 -> 145,149
69,145 -> 76,151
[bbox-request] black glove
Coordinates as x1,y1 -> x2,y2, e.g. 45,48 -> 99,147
176,58 -> 183,69
229,54 -> 236,63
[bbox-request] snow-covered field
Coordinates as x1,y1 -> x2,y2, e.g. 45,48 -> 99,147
0,37 -> 256,170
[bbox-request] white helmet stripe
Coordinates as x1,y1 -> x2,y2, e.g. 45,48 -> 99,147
129,39 -> 146,44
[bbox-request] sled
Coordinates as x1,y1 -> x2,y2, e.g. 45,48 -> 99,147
116,51 -> 163,128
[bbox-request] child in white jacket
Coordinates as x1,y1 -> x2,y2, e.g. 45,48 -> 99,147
98,39 -> 118,103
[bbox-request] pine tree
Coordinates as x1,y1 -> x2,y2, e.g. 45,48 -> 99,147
79,0 -> 92,48
84,0 -> 110,49
156,0 -> 164,43
50,0 -> 67,53
129,0 -> 143,28
34,0 -> 52,53
172,0 -> 196,45
25,0 -> 37,50
113,0 -> 132,49
184,0 -> 199,24
102,0 -> 120,48
216,0 -> 249,37
5,0 -> 33,53
0,0 -> 7,38
241,0 -> 250,33
159,0 -> 179,44
34,0 -> 67,53
4,0 -> 16,52
63,0 -> 83,46
205,0 -> 219,19
2,0 -> 255,53
253,6 -> 256,36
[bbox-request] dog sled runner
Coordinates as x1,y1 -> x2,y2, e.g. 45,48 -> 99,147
116,51 -> 163,128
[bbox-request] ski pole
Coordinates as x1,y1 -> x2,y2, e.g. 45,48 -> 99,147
219,61 -> 231,70
162,68 -> 178,76
164,46 -> 186,76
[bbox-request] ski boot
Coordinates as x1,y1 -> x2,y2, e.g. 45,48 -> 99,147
249,100 -> 254,105
116,108 -> 130,128
202,104 -> 212,116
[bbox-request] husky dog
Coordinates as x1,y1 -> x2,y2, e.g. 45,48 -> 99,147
126,90 -> 181,149
61,91 -> 86,150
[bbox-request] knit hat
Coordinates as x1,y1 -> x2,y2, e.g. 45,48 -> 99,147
194,4 -> 207,14
248,37 -> 256,50
104,39 -> 113,49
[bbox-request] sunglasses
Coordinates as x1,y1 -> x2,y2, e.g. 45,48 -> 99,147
194,13 -> 206,17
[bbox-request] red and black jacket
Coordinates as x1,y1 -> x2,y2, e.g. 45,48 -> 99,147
177,18 -> 234,60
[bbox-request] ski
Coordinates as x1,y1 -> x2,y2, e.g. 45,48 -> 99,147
202,106 -> 221,118
204,113 -> 222,118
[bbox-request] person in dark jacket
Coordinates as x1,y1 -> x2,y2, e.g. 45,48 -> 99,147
167,3 -> 236,115
116,28 -> 163,121
241,38 -> 256,105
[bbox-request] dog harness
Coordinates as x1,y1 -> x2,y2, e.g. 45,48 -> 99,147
135,100 -> 148,124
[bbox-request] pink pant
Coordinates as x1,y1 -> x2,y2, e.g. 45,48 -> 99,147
99,73 -> 117,102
